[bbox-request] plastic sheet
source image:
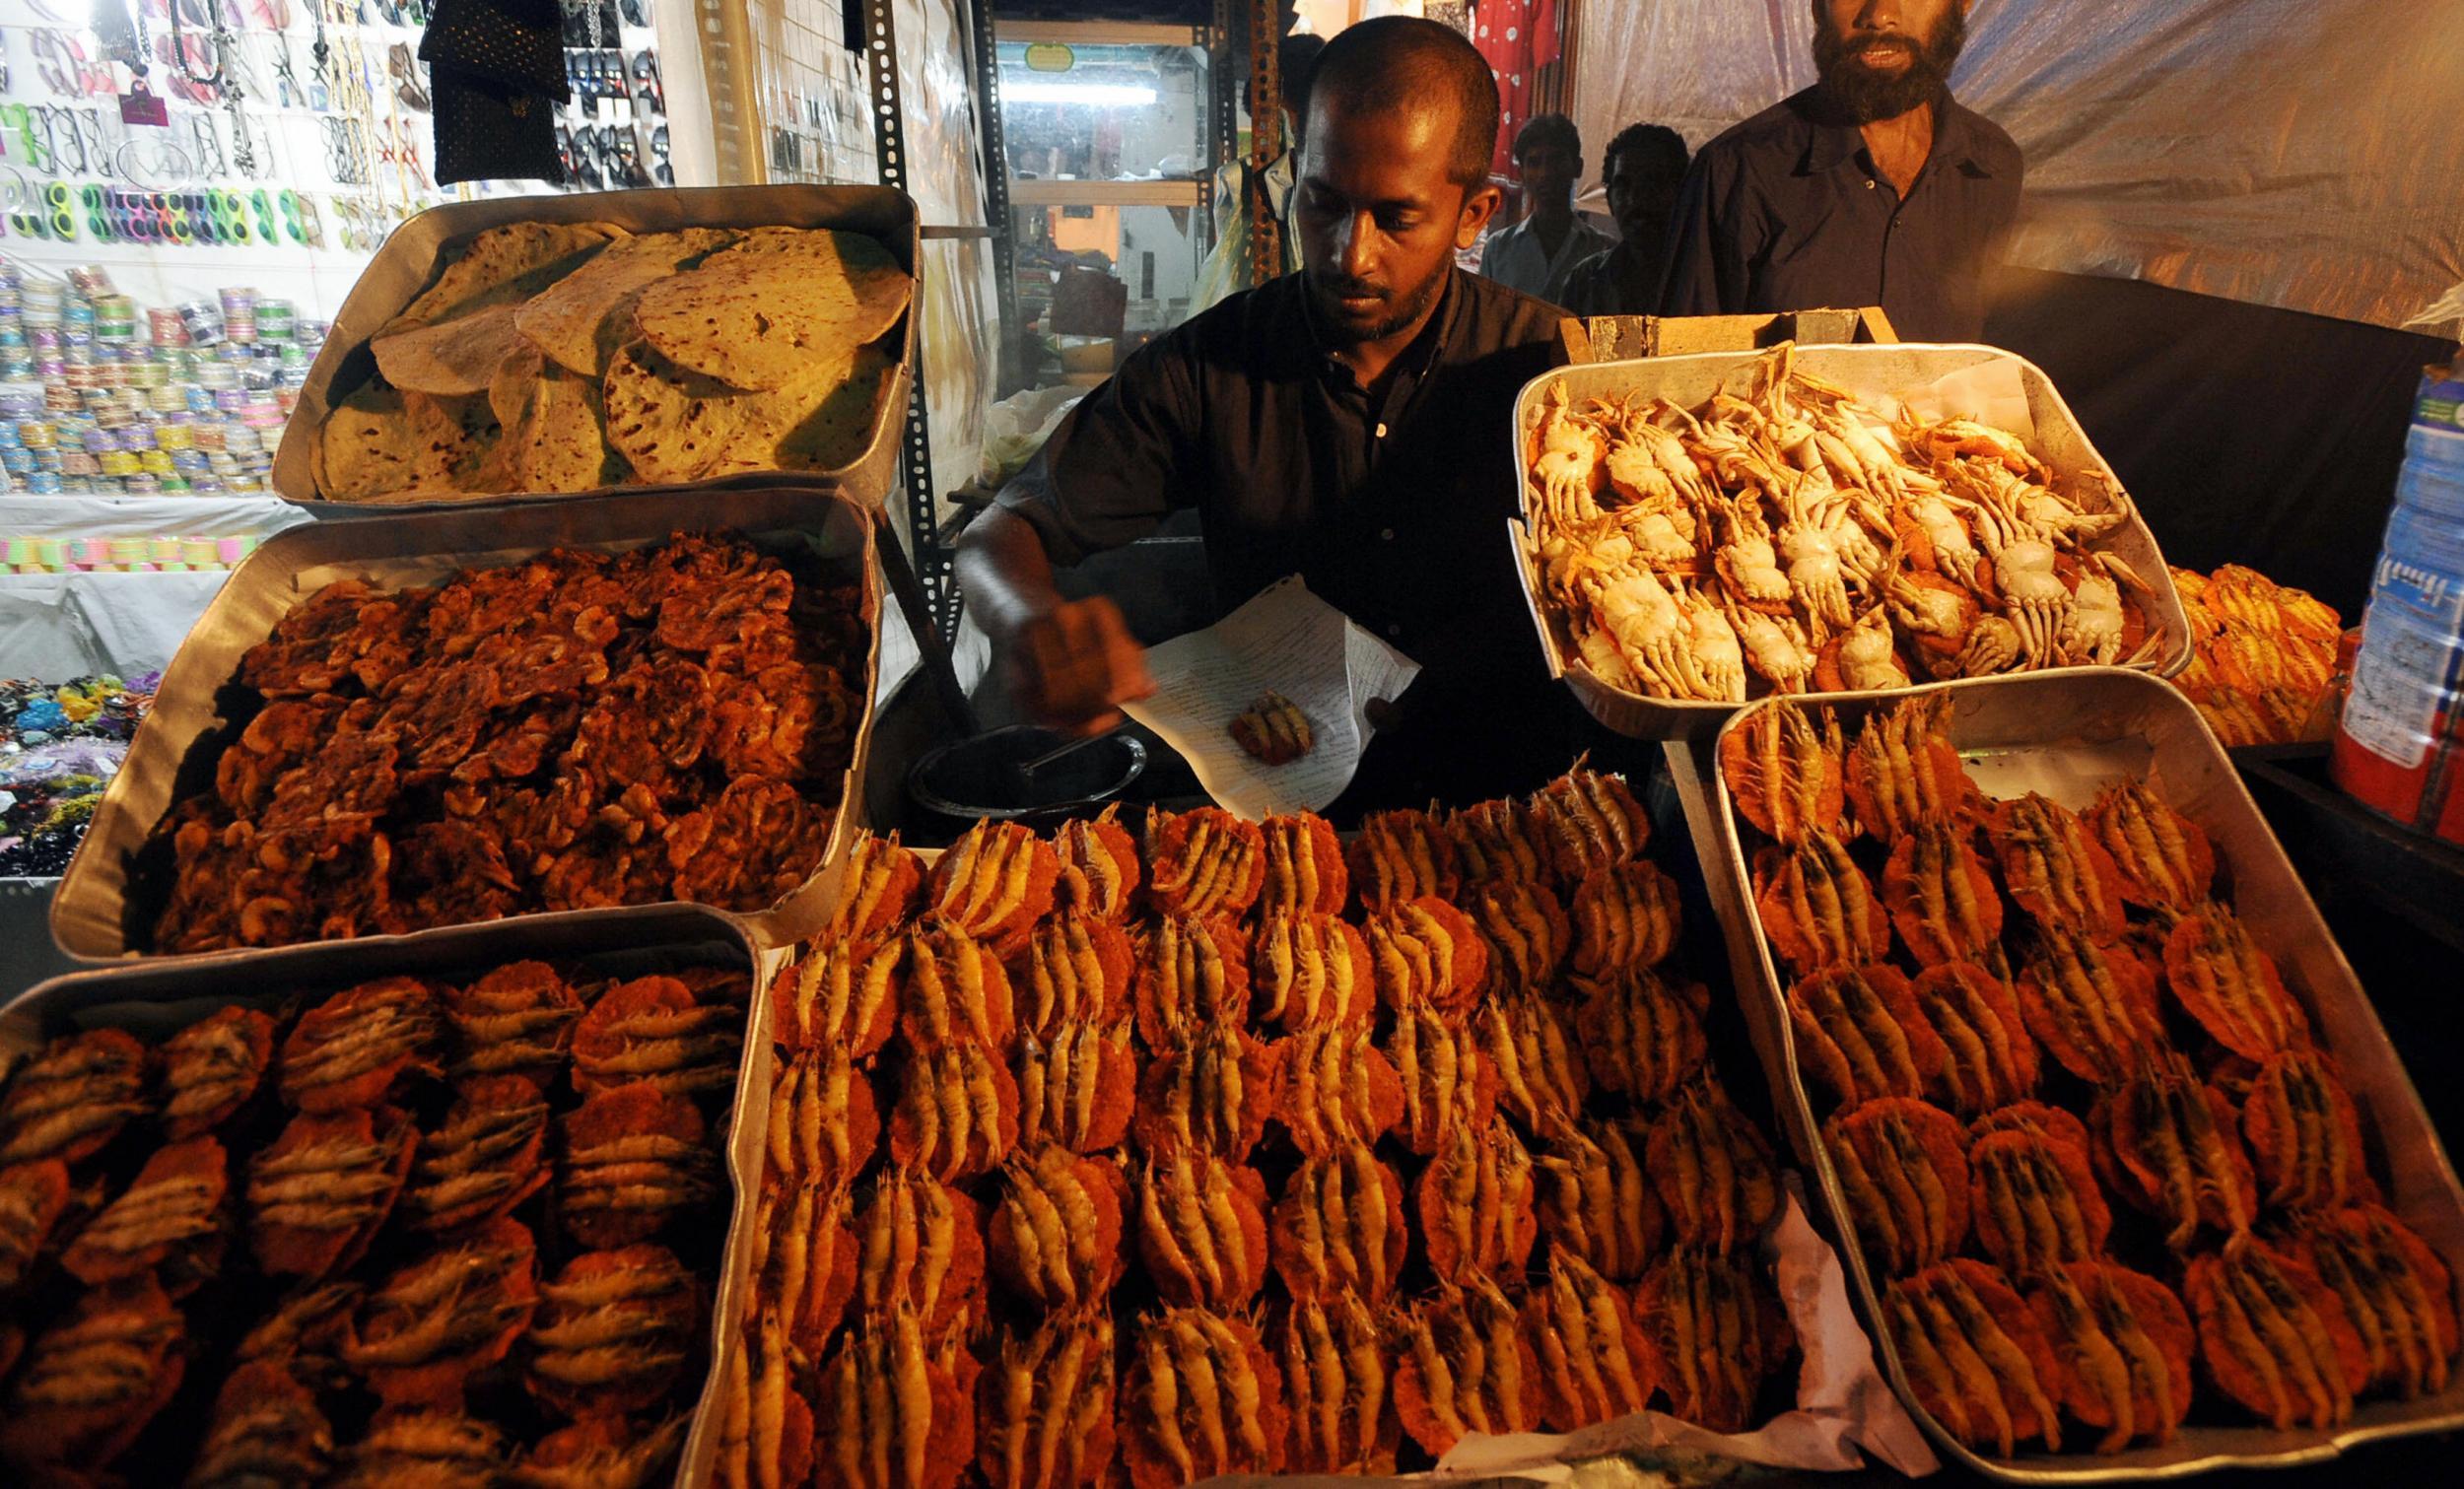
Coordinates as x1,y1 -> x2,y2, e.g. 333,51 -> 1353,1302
1571,0 -> 2464,332
897,0 -> 1000,508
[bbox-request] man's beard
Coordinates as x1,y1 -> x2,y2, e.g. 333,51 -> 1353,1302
1307,260 -> 1449,348
1813,10 -> 1965,124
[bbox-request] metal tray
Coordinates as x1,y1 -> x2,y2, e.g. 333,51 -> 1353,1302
1511,344 -> 2196,741
272,185 -> 920,510
1696,668 -> 2464,1479
1,904 -> 762,1489
50,485 -> 886,962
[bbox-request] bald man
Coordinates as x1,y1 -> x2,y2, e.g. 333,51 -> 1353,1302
960,17 -> 1580,813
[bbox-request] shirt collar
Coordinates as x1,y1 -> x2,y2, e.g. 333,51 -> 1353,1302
1293,266 -> 1463,389
1796,89 -> 1994,178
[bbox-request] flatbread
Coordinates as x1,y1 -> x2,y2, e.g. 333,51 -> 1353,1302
513,227 -> 741,377
314,382 -> 426,500
480,345 -> 615,494
379,221 -> 623,335
633,228 -> 911,391
602,338 -> 748,485
716,344 -> 899,474
371,303 -> 533,396
401,389 -> 500,493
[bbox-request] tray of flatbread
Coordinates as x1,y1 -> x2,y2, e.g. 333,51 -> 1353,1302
274,186 -> 919,509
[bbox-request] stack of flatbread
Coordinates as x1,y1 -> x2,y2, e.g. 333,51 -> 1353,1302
313,221 -> 912,502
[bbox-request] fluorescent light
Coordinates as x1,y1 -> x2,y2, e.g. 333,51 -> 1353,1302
1004,82 -> 1159,106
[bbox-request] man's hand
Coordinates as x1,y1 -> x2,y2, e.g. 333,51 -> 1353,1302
1014,596 -> 1155,736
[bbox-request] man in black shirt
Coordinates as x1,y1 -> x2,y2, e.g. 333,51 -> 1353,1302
1657,0 -> 2022,342
1560,123 -> 1690,317
959,16 -> 1580,812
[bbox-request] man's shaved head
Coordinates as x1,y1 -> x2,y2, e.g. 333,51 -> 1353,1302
1306,16 -> 1500,191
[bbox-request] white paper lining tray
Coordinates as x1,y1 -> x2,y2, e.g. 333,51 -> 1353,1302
1510,345 -> 2195,741
1700,669 -> 2464,1479
272,184 -> 920,511
50,485 -> 884,962
1,903 -> 760,1489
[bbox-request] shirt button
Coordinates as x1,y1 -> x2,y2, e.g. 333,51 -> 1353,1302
1379,527 -> 1396,542
1375,423 -> 1388,440
1866,179 -> 1877,190
1386,624 -> 1403,639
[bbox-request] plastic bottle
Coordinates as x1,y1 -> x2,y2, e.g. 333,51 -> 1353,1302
2332,346 -> 2464,844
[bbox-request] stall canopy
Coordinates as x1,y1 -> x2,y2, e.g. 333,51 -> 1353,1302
1572,0 -> 2464,611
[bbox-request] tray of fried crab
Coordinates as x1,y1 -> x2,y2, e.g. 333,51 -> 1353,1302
1511,342 -> 2195,739
693,763 -> 1942,1489
0,904 -> 763,1487
1704,668 -> 2464,1478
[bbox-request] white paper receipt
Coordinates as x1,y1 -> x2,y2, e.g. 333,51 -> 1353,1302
1120,575 -> 1420,820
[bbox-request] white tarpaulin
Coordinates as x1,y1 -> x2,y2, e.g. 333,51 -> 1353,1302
1572,0 -> 2464,331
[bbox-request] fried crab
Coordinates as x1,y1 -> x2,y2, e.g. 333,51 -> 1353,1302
1991,792 -> 2129,941
1967,1111 -> 2112,1279
0,1028 -> 149,1167
1722,703 -> 1847,845
1753,830 -> 1889,973
927,820 -> 1059,953
1258,812 -> 1348,915
825,831 -> 929,947
1535,1119 -> 1663,1282
1826,1097 -> 1972,1276
1132,914 -> 1253,1053
1395,1272 -> 1542,1455
560,1081 -> 721,1248
187,1359 -> 335,1488
1884,1258 -> 2066,1456
61,1133 -> 228,1293
1347,808 -> 1461,910
1636,1247 -> 1797,1433
573,973 -> 744,1098
2163,902 -> 2310,1060
2015,928 -> 2166,1085
770,1045 -> 882,1191
1883,820 -> 2006,967
0,1280 -> 186,1470
403,1073 -> 552,1234
160,1005 -> 278,1138
1273,1023 -> 1406,1159
445,961 -> 584,1085
525,1243 -> 704,1418
1469,877 -> 1573,1000
988,1146 -> 1125,1311
1647,1081 -> 1783,1254
2024,1260 -> 2195,1452
1017,912 -> 1134,1044
1384,1001 -> 1497,1157
1365,895 -> 1489,1016
2091,1049 -> 2259,1249
1843,694 -> 1975,843
1143,806 -> 1266,921
1534,765 -> 1652,880
1054,807 -> 1140,921
0,1159 -> 72,1291
248,1104 -> 416,1277
1522,1250 -> 1658,1431
2184,1238 -> 2365,1430
1568,858 -> 1683,979
1417,1116 -> 1539,1283
850,1167 -> 990,1334
1911,963 -> 2039,1117
2241,1048 -> 2370,1211
1119,1308 -> 1288,1488
754,1176 -> 858,1361
1132,1019 -> 1278,1162
1016,1017 -> 1138,1155
280,975 -> 444,1113
344,1213 -> 539,1403
1483,987 -> 1592,1130
1134,1149 -> 1270,1309
2296,1203 -> 2459,1400
1252,912 -> 1375,1031
1275,1293 -> 1402,1473
1449,795 -> 1552,887
976,1312 -> 1119,1489
1789,963 -> 1949,1110
813,1301 -> 981,1489
898,920 -> 1017,1054
2086,780 -> 2217,912
887,1039 -> 1020,1183
1269,1142 -> 1407,1303
772,934 -> 902,1057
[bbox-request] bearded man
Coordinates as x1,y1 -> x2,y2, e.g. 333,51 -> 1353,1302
1657,0 -> 2022,341
961,17 -> 1582,812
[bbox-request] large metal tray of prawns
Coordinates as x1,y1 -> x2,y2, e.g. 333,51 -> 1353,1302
1509,345 -> 2197,742
0,903 -> 768,1489
1693,668 -> 2464,1480
49,484 -> 888,964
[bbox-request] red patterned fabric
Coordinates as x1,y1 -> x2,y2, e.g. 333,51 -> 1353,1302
1472,0 -> 1561,180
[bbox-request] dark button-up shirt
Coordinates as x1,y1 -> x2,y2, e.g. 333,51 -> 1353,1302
1657,88 -> 2023,342
995,268 -> 1579,811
